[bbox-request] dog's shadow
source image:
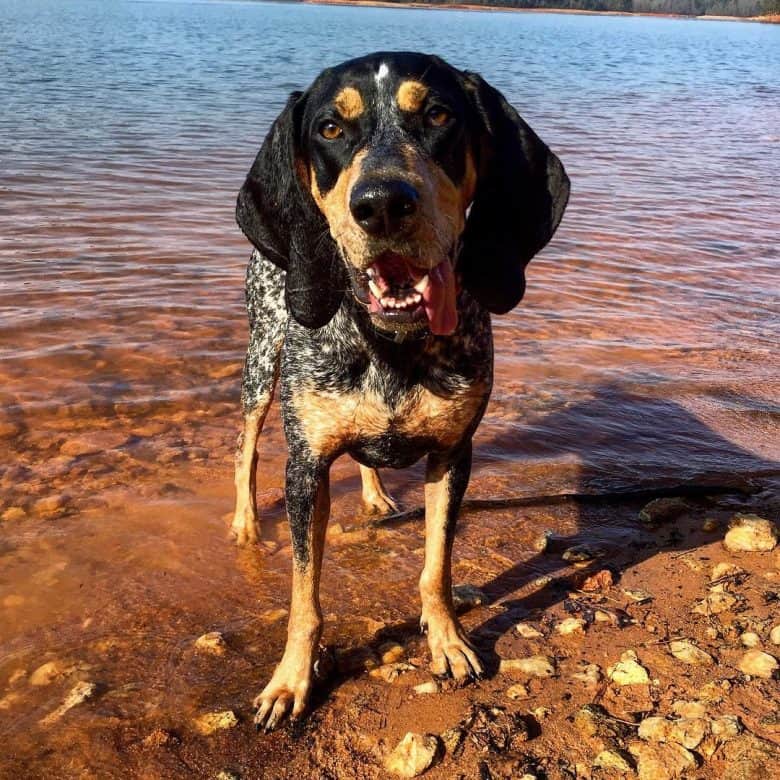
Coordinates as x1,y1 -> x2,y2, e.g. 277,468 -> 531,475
337,383 -> 780,680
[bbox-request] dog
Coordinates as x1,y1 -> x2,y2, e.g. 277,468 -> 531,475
232,51 -> 569,730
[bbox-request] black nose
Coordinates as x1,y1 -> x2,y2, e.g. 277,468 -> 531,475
349,180 -> 419,237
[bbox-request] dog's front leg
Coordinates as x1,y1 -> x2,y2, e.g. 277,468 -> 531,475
253,455 -> 329,730
419,443 -> 483,681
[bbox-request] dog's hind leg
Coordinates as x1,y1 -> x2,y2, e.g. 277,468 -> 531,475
358,464 -> 399,515
419,443 -> 483,681
232,251 -> 287,546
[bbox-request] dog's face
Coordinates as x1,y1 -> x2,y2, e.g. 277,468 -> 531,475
301,54 -> 478,335
237,52 -> 570,334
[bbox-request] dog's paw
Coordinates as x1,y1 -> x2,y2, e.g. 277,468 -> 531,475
253,659 -> 313,731
230,509 -> 260,546
361,489 -> 400,516
422,614 -> 483,682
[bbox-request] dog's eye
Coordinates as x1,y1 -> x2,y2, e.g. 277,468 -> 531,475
319,121 -> 343,140
426,106 -> 451,127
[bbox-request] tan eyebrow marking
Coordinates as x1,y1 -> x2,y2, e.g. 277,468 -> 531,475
333,86 -> 364,120
396,80 -> 429,113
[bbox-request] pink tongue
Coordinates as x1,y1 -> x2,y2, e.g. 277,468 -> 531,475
422,260 -> 457,336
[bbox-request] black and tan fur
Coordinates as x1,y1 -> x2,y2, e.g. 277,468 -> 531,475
233,52 -> 569,730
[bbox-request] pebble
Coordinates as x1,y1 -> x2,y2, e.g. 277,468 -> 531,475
737,649 -> 778,679
669,718 -> 709,750
378,642 -> 405,664
723,514 -> 778,552
412,680 -> 440,695
194,632 -> 228,656
671,700 -> 707,719
669,640 -> 714,666
577,568 -> 614,592
556,617 -> 586,635
29,660 -> 66,686
770,625 -> 780,645
594,749 -> 633,773
710,562 -> 745,581
638,497 -> 688,526
369,662 -> 416,683
562,543 -> 604,562
499,655 -> 556,678
638,716 -> 671,742
384,732 -> 440,778
505,683 -> 530,700
40,681 -> 97,725
693,587 -> 739,615
607,650 -> 650,685
452,584 -> 487,609
740,631 -> 761,648
623,588 -> 653,604
440,726 -> 464,756
571,663 -> 602,686
215,772 -> 240,780
515,622 -> 543,639
194,710 -> 239,735
628,740 -> 697,779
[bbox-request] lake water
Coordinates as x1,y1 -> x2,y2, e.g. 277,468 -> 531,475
0,1 -> 779,775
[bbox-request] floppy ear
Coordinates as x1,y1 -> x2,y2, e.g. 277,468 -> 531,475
458,72 -> 570,314
236,92 -> 345,329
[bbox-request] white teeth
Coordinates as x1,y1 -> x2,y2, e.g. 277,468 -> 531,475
413,274 -> 430,293
368,280 -> 383,299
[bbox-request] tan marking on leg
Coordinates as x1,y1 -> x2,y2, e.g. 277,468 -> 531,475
232,401 -> 270,546
334,86 -> 364,120
254,474 -> 330,729
420,460 -> 482,681
358,463 -> 399,515
396,80 -> 429,113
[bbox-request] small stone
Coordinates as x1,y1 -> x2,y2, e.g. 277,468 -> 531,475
669,718 -> 709,750
556,617 -> 586,635
515,622 -> 543,639
440,726 -> 465,756
384,732 -> 440,777
215,772 -> 240,780
628,740 -> 697,779
770,625 -> 780,645
195,632 -> 228,656
577,568 -> 614,592
452,584 -> 487,609
562,543 -> 605,562
669,640 -> 714,666
194,710 -> 238,735
378,642 -> 405,664
505,683 -> 530,700
1,507 -> 26,522
710,562 -> 745,581
413,680 -> 440,695
40,681 -> 97,725
638,716 -> 672,742
499,655 -> 556,678
737,649 -> 778,678
693,587 -> 739,615
670,700 -> 707,719
607,650 -> 650,685
740,631 -> 761,648
623,588 -> 653,604
571,663 -> 602,686
531,706 -> 550,720
594,609 -> 613,622
723,514 -> 777,552
29,660 -> 65,687
594,749 -> 633,773
710,715 -> 742,742
369,662 -> 416,683
639,497 -> 688,526
32,494 -> 69,516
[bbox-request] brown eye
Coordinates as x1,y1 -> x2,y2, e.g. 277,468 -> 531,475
319,121 -> 343,140
426,106 -> 451,127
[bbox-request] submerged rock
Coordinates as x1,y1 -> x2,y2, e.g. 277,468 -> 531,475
40,681 -> 97,725
385,732 -> 440,778
607,650 -> 650,685
723,514 -> 778,552
194,632 -> 228,656
737,649 -> 778,678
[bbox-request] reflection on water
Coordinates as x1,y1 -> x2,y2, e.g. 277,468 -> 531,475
1,1 -> 779,774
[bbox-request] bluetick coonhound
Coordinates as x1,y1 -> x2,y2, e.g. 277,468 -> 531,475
232,52 -> 569,730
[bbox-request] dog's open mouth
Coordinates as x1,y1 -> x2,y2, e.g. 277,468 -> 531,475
351,252 -> 458,336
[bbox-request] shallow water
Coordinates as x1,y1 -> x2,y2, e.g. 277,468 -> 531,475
1,1 -> 779,774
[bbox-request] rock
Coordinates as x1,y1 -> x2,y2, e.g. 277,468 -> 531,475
638,716 -> 671,742
740,631 -> 761,648
710,715 -> 742,742
369,662 -> 416,683
670,700 -> 707,719
195,632 -> 228,656
384,732 -> 440,778
639,497 -> 688,526
722,735 -> 780,780
32,494 -> 69,516
571,663 -> 602,686
440,726 -> 465,757
693,586 -> 740,615
607,650 -> 650,685
194,711 -> 239,735
710,562 -> 745,581
562,543 -> 605,562
767,625 -> 780,645
515,622 -> 543,639
737,649 -> 778,678
556,617 -> 586,635
1,506 -> 26,522
628,741 -> 697,779
215,772 -> 240,780
505,683 -> 530,700
669,640 -> 714,666
669,718 -> 708,750
499,655 -> 556,678
452,584 -> 487,609
29,660 -> 66,686
574,704 -> 632,743
413,680 -> 440,695
594,749 -> 633,773
577,569 -> 614,592
723,514 -> 777,552
378,642 -> 405,664
40,681 -> 97,725
623,588 -> 653,604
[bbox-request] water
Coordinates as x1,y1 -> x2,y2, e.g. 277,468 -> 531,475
1,1 -> 779,774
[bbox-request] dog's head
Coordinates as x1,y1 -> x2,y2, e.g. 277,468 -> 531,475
237,52 -> 569,335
